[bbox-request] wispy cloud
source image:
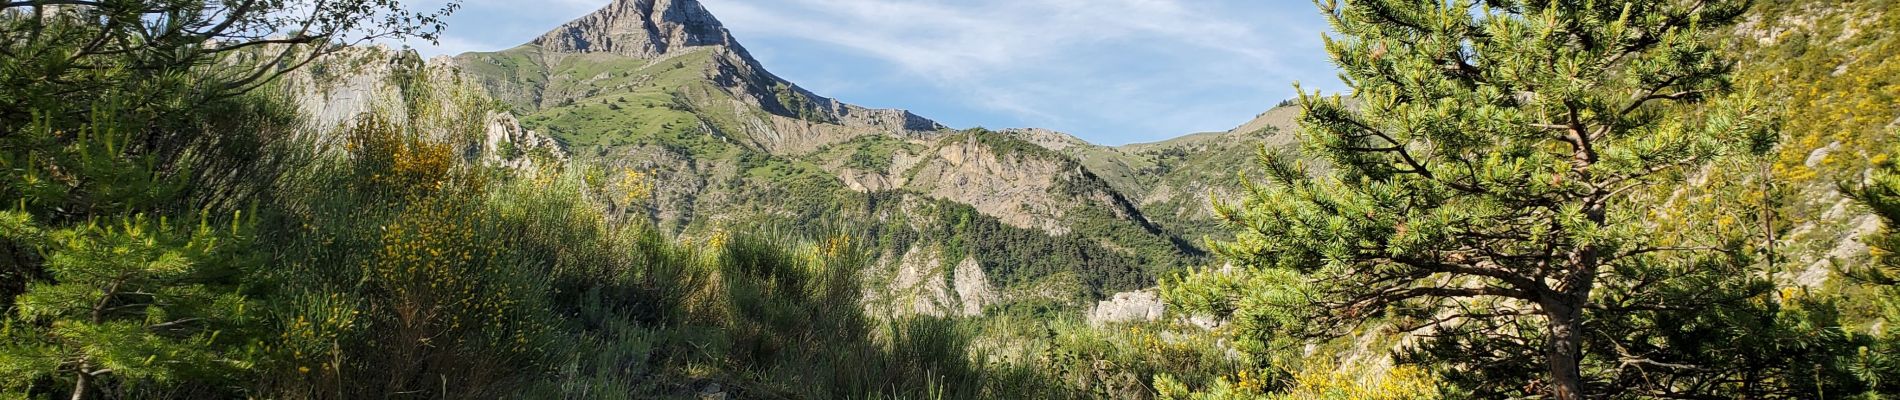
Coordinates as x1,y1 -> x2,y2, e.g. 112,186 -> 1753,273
701,0 -> 1335,142
399,0 -> 1339,144
707,0 -> 1307,80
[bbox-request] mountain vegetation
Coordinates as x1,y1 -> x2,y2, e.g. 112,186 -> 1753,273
1197,0 -> 1809,397
447,0 -> 1206,312
2,0 -> 1899,399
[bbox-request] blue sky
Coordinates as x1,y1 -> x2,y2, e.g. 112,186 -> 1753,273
390,0 -> 1342,145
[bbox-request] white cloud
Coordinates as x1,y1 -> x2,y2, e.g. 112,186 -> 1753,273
387,0 -> 1337,142
700,0 -> 1331,138
706,0 -> 1307,79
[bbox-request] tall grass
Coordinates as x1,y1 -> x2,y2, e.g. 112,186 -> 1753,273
232,113 -> 1068,399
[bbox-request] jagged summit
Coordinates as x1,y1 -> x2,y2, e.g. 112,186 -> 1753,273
532,0 -> 738,58
457,0 -> 945,153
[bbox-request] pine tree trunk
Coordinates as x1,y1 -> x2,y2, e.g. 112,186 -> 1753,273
1546,216 -> 1602,400
1539,144 -> 1605,400
1542,298 -> 1586,400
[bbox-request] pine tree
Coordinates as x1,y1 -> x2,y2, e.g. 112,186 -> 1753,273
1850,149 -> 1900,289
1213,1 -> 1772,398
1847,148 -> 1900,393
0,212 -> 262,398
0,1 -> 462,397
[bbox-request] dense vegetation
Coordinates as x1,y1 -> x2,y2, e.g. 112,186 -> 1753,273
1154,0 -> 1900,399
0,2 -> 1039,398
6,0 -> 1900,399
1233,0 -> 1784,397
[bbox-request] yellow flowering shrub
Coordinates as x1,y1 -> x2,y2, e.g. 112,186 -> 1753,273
270,114 -> 554,396
1749,1 -> 1900,226
612,167 -> 653,206
352,178 -> 551,394
820,233 -> 851,259
270,293 -> 362,390
342,115 -> 473,199
1267,363 -> 1442,400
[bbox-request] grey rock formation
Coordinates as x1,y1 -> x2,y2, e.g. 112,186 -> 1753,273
533,0 -> 735,58
1002,128 -> 1092,152
904,137 -> 1078,234
876,246 -> 955,317
1088,289 -> 1165,326
482,112 -> 568,170
952,257 -> 998,316
863,247 -> 1001,318
280,46 -> 566,168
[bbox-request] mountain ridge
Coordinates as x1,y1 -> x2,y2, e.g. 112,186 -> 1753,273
440,0 -> 1214,311
531,0 -> 737,58
469,0 -> 943,145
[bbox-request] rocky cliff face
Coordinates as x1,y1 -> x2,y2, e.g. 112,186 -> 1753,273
1088,289 -> 1164,326
277,46 -> 567,169
900,133 -> 1159,236
975,105 -> 1308,243
861,245 -> 999,318
532,0 -> 735,58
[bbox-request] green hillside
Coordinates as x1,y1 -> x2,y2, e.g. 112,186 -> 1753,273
6,0 -> 1900,399
449,18 -> 1210,311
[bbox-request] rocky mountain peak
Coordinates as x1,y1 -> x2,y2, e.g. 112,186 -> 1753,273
532,0 -> 738,58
